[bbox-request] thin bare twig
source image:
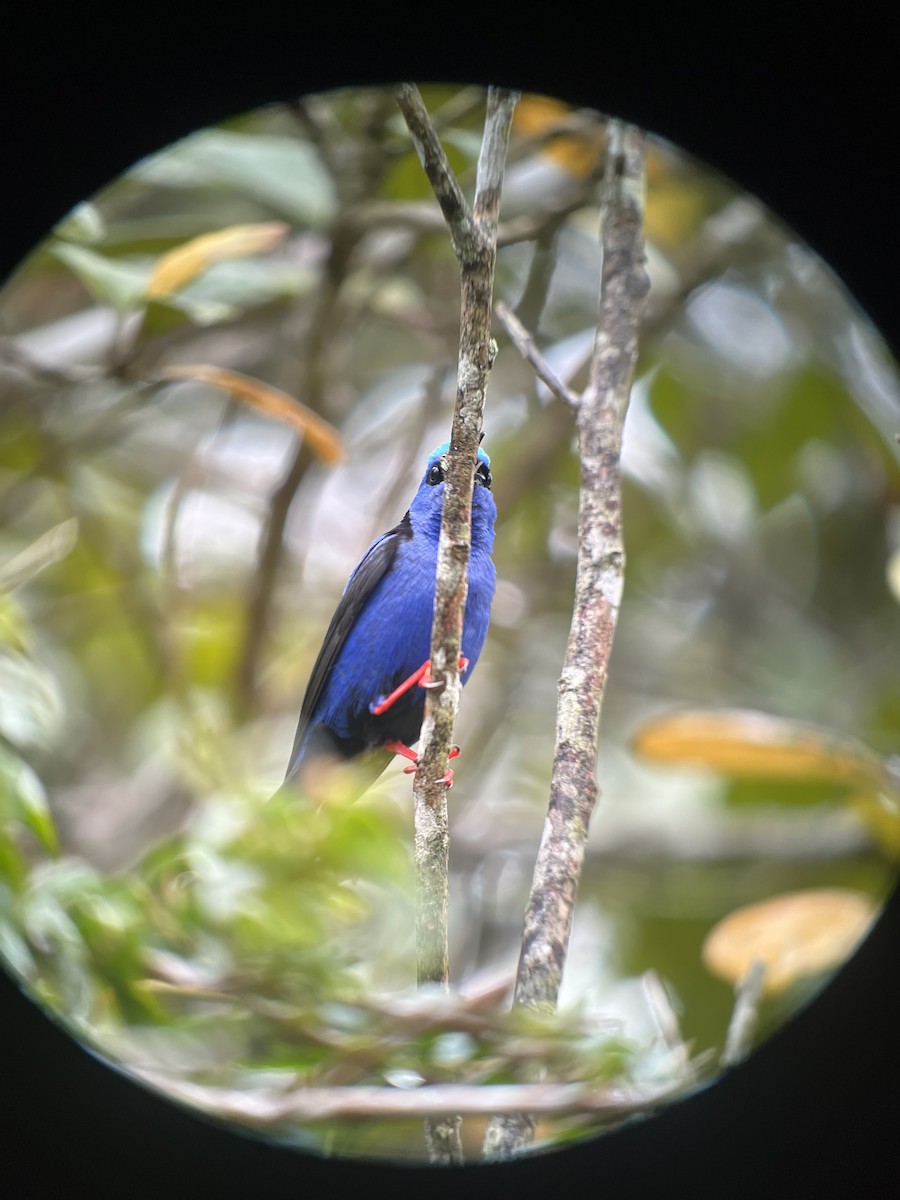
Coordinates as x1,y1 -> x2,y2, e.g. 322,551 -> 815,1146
394,84 -> 480,260
134,1070 -> 670,1125
483,121 -> 650,1161
494,301 -> 580,408
344,182 -> 598,249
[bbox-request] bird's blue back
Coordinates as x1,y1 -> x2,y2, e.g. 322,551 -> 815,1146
286,443 -> 496,779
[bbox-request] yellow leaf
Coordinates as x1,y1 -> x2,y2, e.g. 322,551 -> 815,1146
644,179 -> 707,249
514,93 -> 605,180
145,222 -> 289,299
158,365 -> 344,463
630,708 -> 892,793
702,888 -> 877,995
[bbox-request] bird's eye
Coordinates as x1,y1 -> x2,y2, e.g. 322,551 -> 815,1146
427,463 -> 444,486
476,462 -> 492,489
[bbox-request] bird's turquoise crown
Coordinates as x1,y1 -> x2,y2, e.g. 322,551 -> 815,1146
428,440 -> 491,468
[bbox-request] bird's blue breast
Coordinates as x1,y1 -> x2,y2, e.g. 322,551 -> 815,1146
287,447 -> 497,774
314,522 -> 494,745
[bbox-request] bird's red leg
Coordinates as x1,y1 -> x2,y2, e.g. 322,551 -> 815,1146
384,740 -> 461,787
370,657 -> 470,716
370,661 -> 432,716
376,656 -> 469,787
384,739 -> 419,767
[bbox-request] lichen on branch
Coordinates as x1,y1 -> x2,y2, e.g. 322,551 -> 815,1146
395,81 -> 519,1166
483,121 -> 650,1161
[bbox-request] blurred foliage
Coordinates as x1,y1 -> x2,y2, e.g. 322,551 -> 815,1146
0,85 -> 898,1162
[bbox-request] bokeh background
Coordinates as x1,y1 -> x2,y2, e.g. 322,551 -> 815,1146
0,85 -> 898,1160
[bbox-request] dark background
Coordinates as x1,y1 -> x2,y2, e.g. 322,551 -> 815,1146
2,15 -> 896,1198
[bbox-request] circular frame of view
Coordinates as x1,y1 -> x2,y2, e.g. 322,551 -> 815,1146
0,83 -> 897,1167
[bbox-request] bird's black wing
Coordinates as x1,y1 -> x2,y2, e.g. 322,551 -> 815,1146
285,513 -> 412,775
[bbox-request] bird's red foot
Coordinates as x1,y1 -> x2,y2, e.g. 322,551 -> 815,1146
370,658 -> 470,716
384,741 -> 460,787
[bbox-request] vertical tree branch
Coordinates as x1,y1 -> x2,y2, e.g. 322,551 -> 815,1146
395,82 -> 518,1166
483,122 -> 650,1160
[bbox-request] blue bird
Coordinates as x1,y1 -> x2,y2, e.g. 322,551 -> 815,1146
284,441 -> 496,790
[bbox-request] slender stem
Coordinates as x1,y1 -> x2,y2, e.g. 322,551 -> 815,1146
235,225 -> 357,715
483,122 -> 649,1161
393,84 -> 480,258
136,1070 -> 670,1125
722,958 -> 766,1066
494,301 -> 580,409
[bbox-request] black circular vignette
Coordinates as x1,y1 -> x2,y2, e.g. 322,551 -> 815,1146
1,17 -> 897,1200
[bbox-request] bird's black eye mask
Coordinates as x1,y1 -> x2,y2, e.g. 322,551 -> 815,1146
426,459 -> 492,489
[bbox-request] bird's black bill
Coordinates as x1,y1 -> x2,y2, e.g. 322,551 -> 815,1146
475,462 -> 492,489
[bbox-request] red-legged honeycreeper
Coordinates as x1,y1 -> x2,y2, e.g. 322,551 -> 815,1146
284,441 -> 496,789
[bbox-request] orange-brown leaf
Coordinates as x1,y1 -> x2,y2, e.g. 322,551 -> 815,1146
513,93 -> 605,179
630,708 -> 891,792
159,365 -> 344,463
702,888 -> 877,994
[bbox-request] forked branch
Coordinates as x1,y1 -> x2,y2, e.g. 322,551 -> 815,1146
395,81 -> 519,1166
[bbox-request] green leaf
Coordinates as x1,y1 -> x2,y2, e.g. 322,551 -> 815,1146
178,258 -> 315,309
0,518 -> 79,592
0,747 -> 59,853
131,131 -> 336,227
0,837 -> 27,891
384,146 -> 471,203
0,594 -> 31,654
52,242 -> 150,312
54,201 -> 107,245
0,905 -> 36,979
137,298 -> 198,338
0,650 -> 66,753
140,263 -> 306,335
440,127 -> 484,163
143,294 -> 238,331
